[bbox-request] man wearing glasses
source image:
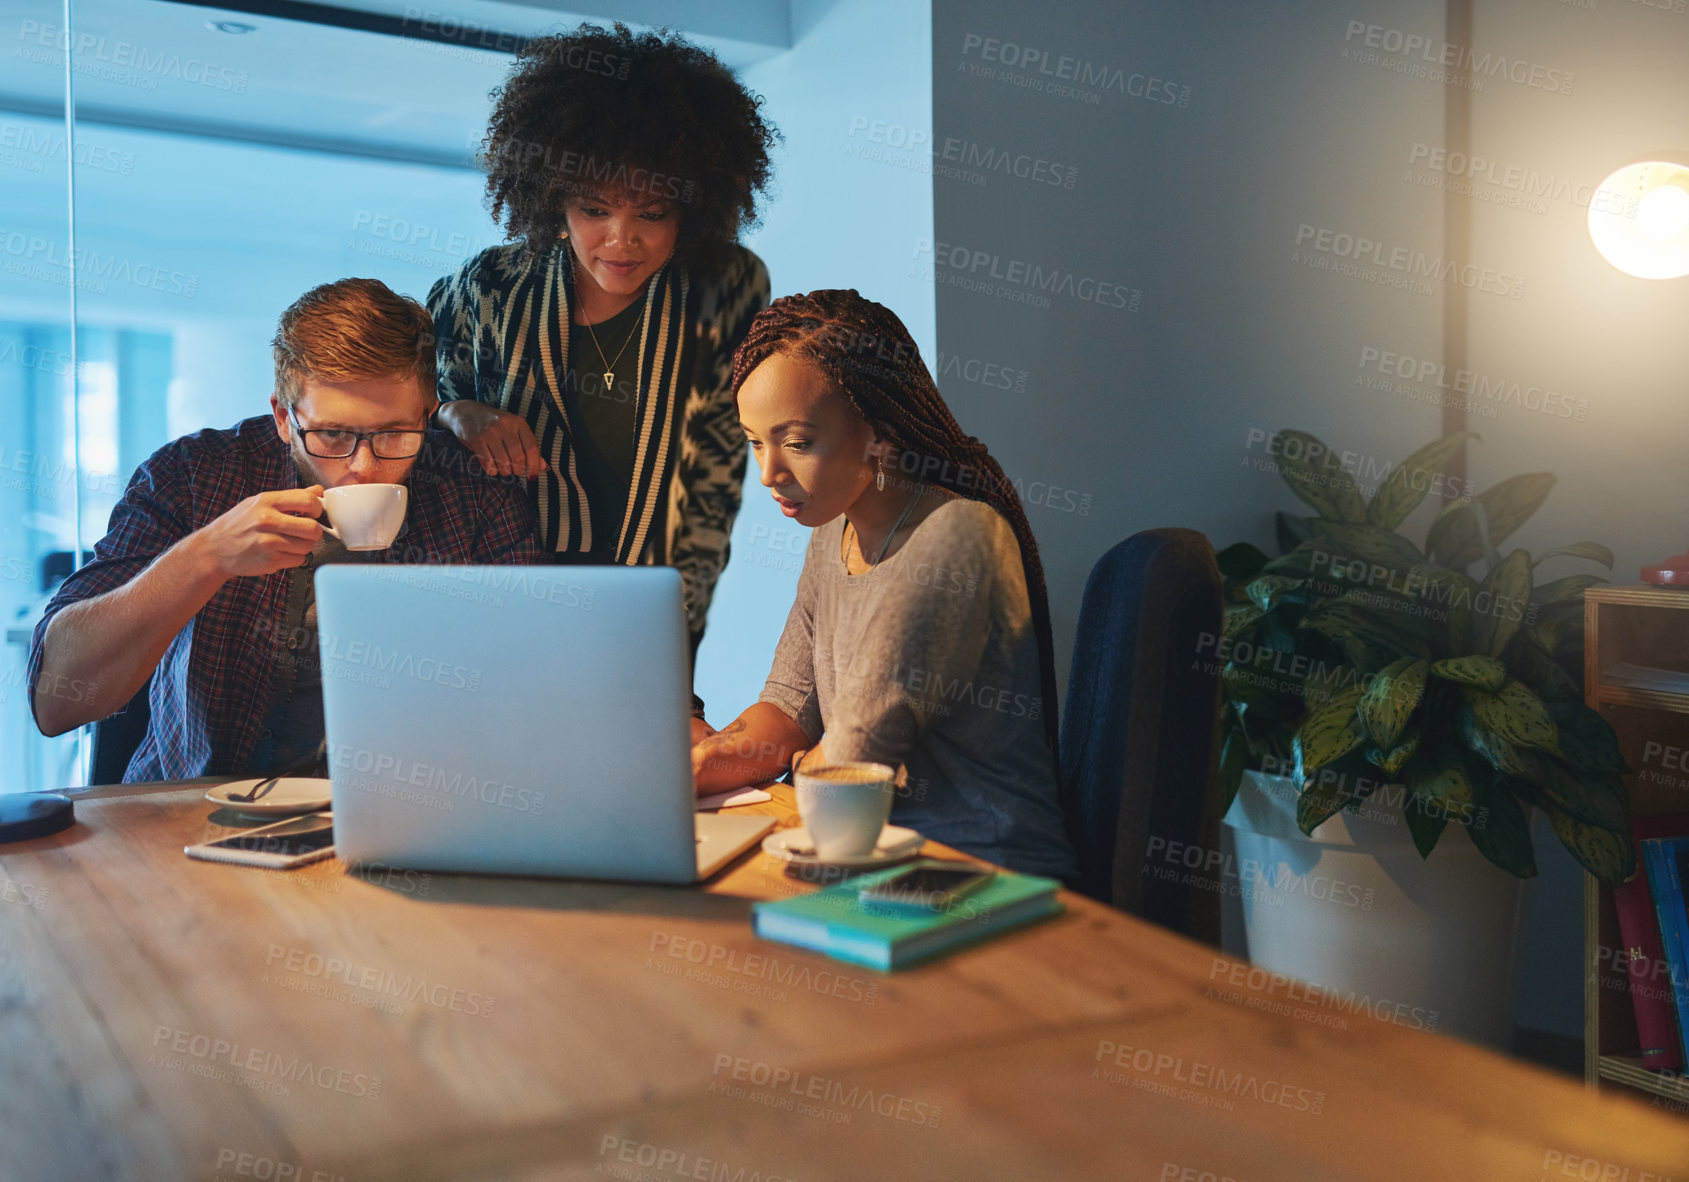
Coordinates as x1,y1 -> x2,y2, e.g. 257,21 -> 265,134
27,278 -> 544,781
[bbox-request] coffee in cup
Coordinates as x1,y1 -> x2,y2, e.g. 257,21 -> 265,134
320,483 -> 407,551
795,761 -> 895,860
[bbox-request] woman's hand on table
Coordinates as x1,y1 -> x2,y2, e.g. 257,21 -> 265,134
691,703 -> 811,795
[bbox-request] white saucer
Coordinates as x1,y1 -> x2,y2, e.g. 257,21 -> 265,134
205,777 -> 334,816
762,825 -> 925,868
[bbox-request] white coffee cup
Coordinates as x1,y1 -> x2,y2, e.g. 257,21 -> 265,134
795,760 -> 896,860
320,484 -> 407,551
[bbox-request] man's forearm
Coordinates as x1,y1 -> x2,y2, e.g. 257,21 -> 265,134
691,701 -> 810,795
33,534 -> 227,735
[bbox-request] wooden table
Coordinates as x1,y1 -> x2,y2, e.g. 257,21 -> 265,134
2,781 -> 1687,1182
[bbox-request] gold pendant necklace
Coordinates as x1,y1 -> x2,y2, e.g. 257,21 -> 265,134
585,306 -> 640,390
570,250 -> 642,389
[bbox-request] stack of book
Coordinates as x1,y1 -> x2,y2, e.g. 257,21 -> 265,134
752,865 -> 1063,971
1614,814 -> 1689,1071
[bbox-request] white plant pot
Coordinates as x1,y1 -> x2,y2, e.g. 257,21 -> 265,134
1221,769 -> 1526,1048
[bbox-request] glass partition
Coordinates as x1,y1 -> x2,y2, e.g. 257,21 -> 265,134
7,0 -> 927,789
3,0 -> 510,790
2,2 -> 75,792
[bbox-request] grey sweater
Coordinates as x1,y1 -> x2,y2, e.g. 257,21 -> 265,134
759,497 -> 1079,880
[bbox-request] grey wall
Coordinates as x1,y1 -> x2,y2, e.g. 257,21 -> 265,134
933,0 -> 1689,1046
932,0 -> 1452,664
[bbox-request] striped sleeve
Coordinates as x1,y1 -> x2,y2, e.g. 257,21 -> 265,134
427,263 -> 482,405
671,247 -> 771,634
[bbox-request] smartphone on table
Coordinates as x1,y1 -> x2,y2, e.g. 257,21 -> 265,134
185,812 -> 335,869
858,859 -> 994,912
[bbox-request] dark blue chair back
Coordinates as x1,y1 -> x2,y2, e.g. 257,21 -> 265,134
1059,529 -> 1222,932
91,677 -> 152,785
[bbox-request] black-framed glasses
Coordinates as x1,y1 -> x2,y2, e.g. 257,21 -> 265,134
288,411 -> 426,460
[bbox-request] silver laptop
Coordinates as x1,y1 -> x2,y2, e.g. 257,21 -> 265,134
314,565 -> 772,883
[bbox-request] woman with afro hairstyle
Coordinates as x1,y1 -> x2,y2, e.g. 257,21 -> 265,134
428,23 -> 776,674
690,290 -> 1079,881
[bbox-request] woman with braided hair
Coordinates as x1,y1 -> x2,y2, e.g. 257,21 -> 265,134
692,290 -> 1078,880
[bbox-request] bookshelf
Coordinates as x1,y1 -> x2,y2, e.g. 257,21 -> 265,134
1584,585 -> 1689,1109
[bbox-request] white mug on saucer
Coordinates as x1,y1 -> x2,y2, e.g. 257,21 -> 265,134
795,760 -> 896,860
320,484 -> 407,551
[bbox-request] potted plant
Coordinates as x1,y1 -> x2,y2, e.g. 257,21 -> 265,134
1216,429 -> 1629,1046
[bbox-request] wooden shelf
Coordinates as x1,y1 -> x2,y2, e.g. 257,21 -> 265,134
1587,585 -> 1689,610
1584,592 -> 1689,1115
1597,1054 -> 1689,1103
1594,685 -> 1689,714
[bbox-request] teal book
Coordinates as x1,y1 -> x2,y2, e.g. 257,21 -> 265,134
752,864 -> 1064,971
1642,836 -> 1689,1068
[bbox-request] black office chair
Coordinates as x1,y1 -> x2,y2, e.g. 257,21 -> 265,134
1058,529 -> 1223,937
91,677 -> 152,785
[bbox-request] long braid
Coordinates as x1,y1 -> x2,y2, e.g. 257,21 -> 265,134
732,290 -> 1061,757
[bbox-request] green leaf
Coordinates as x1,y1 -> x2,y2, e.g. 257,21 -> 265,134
1306,519 -> 1427,575
1525,622 -> 1568,663
1507,750 -> 1625,830
1260,541 -> 1326,580
1216,541 -> 1270,583
1404,800 -> 1448,859
1256,611 -> 1300,663
1300,662 -> 1369,713
1531,574 -> 1606,605
1220,728 -> 1249,814
1465,780 -> 1538,878
1464,681 -> 1561,755
1246,575 -> 1308,612
1271,431 -> 1368,523
1295,776 -> 1351,836
1299,602 -> 1426,671
1368,732 -> 1420,777
1474,548 -> 1533,659
1358,658 -> 1428,749
1366,431 -> 1477,532
1426,475 -> 1556,569
1307,589 -> 1439,642
1293,748 -> 1381,835
1461,702 -> 1534,777
1534,542 -> 1614,571
1507,642 -> 1581,704
1431,656 -> 1508,692
1346,587 -> 1444,642
1223,661 -> 1288,708
1292,684 -> 1368,778
1223,603 -> 1266,641
1404,754 -> 1479,827
1426,502 -> 1480,570
1418,567 -> 1479,652
1548,703 -> 1627,775
1480,474 -> 1558,547
1546,810 -> 1634,887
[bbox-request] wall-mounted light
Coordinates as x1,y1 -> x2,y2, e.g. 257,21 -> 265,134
206,20 -> 257,35
1589,160 -> 1689,280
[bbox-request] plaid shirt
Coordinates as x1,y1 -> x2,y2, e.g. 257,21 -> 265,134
27,416 -> 544,781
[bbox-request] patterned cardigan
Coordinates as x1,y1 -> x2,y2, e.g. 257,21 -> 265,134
427,242 -> 769,637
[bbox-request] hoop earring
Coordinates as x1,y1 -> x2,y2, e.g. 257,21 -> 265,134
875,456 -> 886,492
